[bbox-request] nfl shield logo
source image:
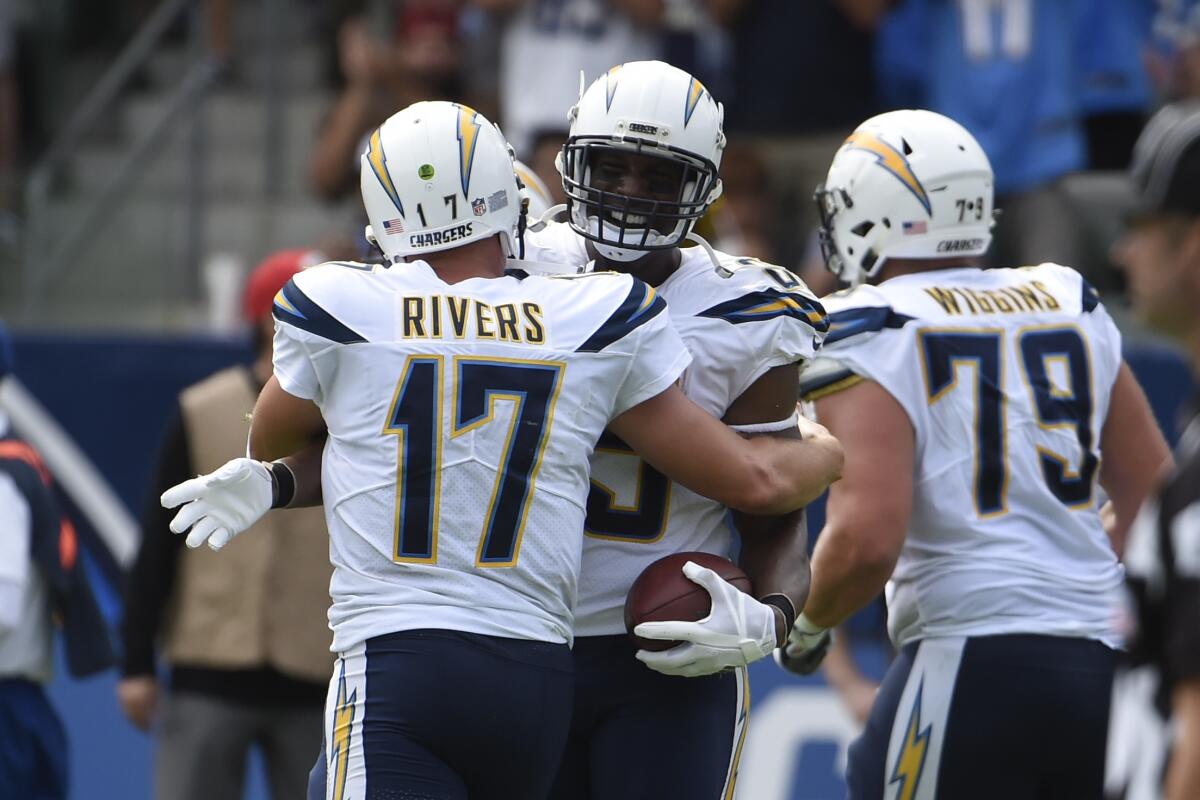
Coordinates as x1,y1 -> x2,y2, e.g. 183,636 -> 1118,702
472,198 -> 487,216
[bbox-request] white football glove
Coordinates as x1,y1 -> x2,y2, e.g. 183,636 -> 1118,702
633,561 -> 780,678
774,613 -> 833,676
160,458 -> 274,550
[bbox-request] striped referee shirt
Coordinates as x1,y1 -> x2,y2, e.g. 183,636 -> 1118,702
1126,407 -> 1200,713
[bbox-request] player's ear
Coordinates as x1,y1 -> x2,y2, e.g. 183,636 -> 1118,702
1175,218 -> 1200,274
1184,220 -> 1200,294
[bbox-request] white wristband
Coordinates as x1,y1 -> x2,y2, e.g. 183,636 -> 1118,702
794,612 -> 827,635
728,410 -> 801,435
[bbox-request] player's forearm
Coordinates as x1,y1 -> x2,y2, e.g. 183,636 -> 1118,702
278,438 -> 325,507
248,376 -> 326,462
1168,682 -> 1200,800
744,430 -> 843,514
611,387 -> 839,514
1168,748 -> 1200,800
735,508 -> 810,643
1099,363 -> 1173,556
802,526 -> 898,629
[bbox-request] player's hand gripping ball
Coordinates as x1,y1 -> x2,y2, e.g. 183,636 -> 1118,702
624,551 -> 752,652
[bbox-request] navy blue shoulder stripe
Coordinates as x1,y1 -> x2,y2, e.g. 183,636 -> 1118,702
1081,277 -> 1100,313
577,280 -> 666,353
272,279 -> 367,344
698,289 -> 829,332
825,306 -> 915,345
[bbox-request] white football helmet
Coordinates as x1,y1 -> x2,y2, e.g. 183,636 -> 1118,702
558,60 -> 726,262
361,101 -> 521,264
816,109 -> 995,287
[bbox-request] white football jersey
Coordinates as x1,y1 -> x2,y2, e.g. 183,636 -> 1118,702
802,263 -> 1124,648
271,260 -> 690,652
524,222 -> 828,635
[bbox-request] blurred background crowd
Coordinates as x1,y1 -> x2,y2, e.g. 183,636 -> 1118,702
1,1 -> 1198,799
0,0 -> 1198,327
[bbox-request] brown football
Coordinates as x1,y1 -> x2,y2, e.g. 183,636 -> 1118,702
624,551 -> 753,652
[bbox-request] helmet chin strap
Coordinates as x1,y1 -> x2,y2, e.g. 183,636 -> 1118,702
587,216 -> 671,263
593,241 -> 651,263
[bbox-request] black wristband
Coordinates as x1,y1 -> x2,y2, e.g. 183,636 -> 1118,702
268,461 -> 296,508
760,593 -> 797,638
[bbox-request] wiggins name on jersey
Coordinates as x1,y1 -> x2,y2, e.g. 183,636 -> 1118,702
270,259 -> 691,652
522,220 -> 829,636
801,262 -> 1124,648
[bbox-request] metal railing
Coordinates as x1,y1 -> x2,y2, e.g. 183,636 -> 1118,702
20,0 -> 217,318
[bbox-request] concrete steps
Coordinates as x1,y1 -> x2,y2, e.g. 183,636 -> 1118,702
14,2 -> 346,330
20,196 -> 359,327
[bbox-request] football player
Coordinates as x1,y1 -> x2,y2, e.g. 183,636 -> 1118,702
521,60 -> 828,799
778,109 -> 1170,798
160,101 -> 843,800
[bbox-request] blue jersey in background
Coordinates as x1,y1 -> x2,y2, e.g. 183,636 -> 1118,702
1077,0 -> 1155,114
879,0 -> 1086,194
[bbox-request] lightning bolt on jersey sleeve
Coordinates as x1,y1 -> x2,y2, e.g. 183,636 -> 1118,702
271,268 -> 371,401
804,263 -> 1125,649
667,253 -> 827,417
579,278 -> 691,417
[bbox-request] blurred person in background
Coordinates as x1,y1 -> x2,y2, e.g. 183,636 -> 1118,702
473,0 -> 663,160
207,0 -> 234,72
0,0 -> 18,247
0,323 -> 66,800
699,142 -> 778,264
1113,101 -> 1200,800
116,251 -> 333,800
814,598 -> 893,727
1077,0 -> 1153,171
712,0 -> 887,270
0,322 -> 114,800
1147,0 -> 1200,101
875,0 -> 1088,273
311,0 -> 466,201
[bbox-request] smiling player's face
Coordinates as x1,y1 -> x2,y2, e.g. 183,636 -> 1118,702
587,149 -> 684,230
580,149 -> 687,282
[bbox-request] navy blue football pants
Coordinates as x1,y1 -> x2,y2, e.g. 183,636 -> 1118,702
310,629 -> 573,800
0,679 -> 68,800
847,634 -> 1115,800
547,634 -> 748,800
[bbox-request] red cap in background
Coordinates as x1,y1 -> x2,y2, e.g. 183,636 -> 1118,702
242,249 -> 324,322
